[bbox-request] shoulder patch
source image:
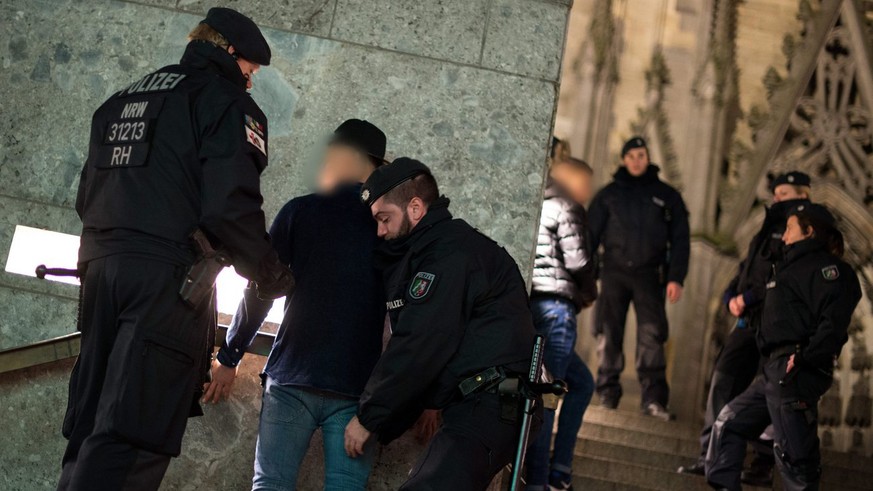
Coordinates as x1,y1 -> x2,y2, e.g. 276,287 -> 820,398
409,272 -> 436,300
821,265 -> 839,281
245,114 -> 266,156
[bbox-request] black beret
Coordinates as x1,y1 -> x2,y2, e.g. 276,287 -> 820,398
361,157 -> 432,206
330,119 -> 387,165
201,7 -> 271,65
770,171 -> 811,192
789,203 -> 836,228
621,136 -> 647,157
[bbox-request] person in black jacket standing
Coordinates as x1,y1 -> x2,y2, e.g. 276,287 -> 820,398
526,156 -> 597,491
679,172 -> 810,484
59,9 -> 292,490
705,204 -> 861,491
344,158 -> 537,490
587,137 -> 690,419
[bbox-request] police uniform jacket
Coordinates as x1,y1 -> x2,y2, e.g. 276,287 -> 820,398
759,238 -> 861,368
531,178 -> 597,310
587,165 -> 690,284
358,198 -> 536,443
724,199 -> 808,314
75,41 -> 280,281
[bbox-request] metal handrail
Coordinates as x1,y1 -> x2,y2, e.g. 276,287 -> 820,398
0,332 -> 80,374
0,325 -> 274,375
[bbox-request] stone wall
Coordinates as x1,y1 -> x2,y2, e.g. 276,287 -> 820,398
0,0 -> 572,489
0,0 -> 570,350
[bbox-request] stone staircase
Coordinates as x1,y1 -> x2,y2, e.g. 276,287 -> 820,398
567,405 -> 873,490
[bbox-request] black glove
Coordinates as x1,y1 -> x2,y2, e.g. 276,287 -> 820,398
256,267 -> 295,300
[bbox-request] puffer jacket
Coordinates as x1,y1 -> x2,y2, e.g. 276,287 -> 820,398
531,178 -> 598,310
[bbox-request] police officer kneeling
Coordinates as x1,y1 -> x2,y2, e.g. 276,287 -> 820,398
344,158 -> 538,490
705,204 -> 861,491
59,8 -> 292,491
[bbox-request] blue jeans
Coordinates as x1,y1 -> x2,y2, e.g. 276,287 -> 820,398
525,297 -> 595,487
253,378 -> 375,490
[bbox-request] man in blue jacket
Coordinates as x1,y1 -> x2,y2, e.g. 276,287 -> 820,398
203,119 -> 388,490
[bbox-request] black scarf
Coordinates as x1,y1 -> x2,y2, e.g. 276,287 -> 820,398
374,196 -> 452,271
179,40 -> 248,90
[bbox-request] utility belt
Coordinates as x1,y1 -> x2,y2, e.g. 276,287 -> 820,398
458,366 -> 559,424
458,367 -> 524,423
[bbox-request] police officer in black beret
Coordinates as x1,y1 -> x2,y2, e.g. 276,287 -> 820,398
343,158 -> 538,490
706,203 -> 861,491
59,8 -> 292,490
587,136 -> 690,419
679,171 -> 810,484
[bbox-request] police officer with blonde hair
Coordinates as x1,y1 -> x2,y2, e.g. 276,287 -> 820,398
59,8 -> 291,490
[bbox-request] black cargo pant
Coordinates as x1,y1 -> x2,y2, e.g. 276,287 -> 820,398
594,265 -> 669,407
400,392 -> 534,491
695,317 -> 773,465
705,356 -> 831,491
57,255 -> 212,491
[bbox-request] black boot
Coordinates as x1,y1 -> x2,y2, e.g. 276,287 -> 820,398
677,461 -> 706,476
740,454 -> 774,487
599,393 -> 619,409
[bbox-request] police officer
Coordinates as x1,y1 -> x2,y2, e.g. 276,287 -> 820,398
343,158 -> 537,490
59,8 -> 292,490
587,136 -> 690,419
679,171 -> 810,483
705,204 -> 861,491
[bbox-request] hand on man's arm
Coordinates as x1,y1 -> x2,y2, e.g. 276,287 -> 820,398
202,358 -> 239,404
344,416 -> 373,458
413,409 -> 442,444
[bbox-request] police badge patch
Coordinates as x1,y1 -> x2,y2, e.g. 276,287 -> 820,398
821,265 -> 839,281
245,114 -> 266,156
409,272 -> 436,300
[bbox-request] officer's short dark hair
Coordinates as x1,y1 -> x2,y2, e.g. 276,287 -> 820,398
383,173 -> 440,208
795,211 -> 845,258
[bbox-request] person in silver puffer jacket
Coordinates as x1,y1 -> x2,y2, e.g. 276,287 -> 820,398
526,153 -> 598,491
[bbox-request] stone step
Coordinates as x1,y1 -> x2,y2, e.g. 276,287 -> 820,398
573,439 -> 872,490
570,454 -> 764,491
822,449 -> 873,474
579,409 -> 873,475
578,422 -> 700,458
818,459 -> 873,489
576,436 -> 696,470
570,475 -> 652,491
582,405 -> 700,442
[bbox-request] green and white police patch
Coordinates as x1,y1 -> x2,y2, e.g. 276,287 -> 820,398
409,272 -> 436,300
821,265 -> 839,281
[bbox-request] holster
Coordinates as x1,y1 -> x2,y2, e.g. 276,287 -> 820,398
497,376 -> 523,424
179,229 -> 232,309
457,367 -> 526,424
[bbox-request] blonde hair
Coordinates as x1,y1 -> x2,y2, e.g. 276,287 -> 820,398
793,185 -> 811,199
187,24 -> 229,49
